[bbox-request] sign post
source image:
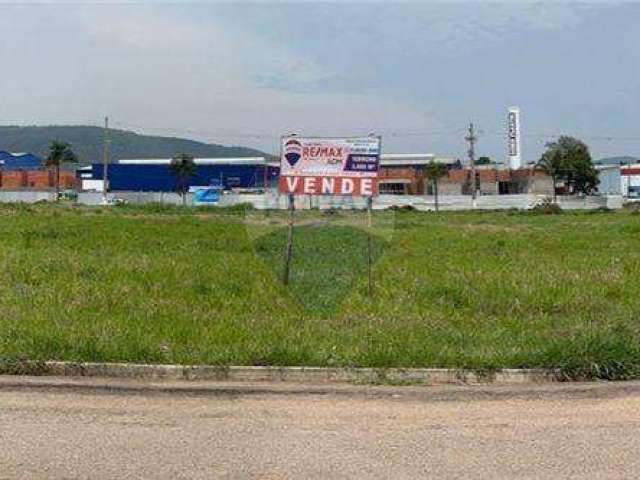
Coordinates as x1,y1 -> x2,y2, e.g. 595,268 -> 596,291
366,195 -> 373,297
279,135 -> 381,288
282,193 -> 295,285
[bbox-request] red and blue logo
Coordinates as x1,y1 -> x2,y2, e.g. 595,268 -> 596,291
284,138 -> 302,167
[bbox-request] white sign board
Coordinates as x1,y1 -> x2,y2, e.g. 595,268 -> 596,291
279,136 -> 381,196
507,106 -> 522,169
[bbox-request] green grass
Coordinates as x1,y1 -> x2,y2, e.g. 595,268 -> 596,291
1,203 -> 639,379
254,224 -> 387,317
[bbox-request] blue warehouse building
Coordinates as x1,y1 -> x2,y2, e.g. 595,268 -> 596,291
0,151 -> 42,170
81,157 -> 279,192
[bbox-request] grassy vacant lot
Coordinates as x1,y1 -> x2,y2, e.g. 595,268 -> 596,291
1,203 -> 639,378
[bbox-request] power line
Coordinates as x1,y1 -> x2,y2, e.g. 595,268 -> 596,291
110,120 -> 467,141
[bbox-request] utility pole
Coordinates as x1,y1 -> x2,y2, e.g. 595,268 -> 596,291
465,122 -> 478,208
102,116 -> 110,205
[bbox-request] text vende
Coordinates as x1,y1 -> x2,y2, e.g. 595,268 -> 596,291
278,176 -> 378,196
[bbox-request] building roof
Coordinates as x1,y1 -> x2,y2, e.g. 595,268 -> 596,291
0,151 -> 42,169
116,154 -> 454,168
380,154 -> 455,166
117,157 -> 267,166
621,165 -> 640,175
596,164 -> 622,171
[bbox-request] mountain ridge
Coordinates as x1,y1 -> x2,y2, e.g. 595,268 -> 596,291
0,125 -> 270,165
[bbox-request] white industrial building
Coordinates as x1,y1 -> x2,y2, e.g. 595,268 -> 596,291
621,164 -> 640,198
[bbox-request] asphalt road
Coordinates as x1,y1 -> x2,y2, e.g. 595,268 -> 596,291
1,377 -> 640,479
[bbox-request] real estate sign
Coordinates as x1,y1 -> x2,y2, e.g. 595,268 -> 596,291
279,136 -> 381,196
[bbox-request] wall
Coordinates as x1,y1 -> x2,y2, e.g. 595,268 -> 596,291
0,171 -> 27,189
25,171 -> 53,189
0,191 -> 57,202
439,170 -> 467,195
89,164 -> 277,191
509,169 -> 554,195
621,167 -> 640,198
0,170 -> 76,190
597,167 -> 622,195
378,166 -> 424,194
78,191 -> 191,205
437,168 -> 554,196
0,190 -> 624,211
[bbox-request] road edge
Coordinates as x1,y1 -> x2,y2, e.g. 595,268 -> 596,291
0,361 -> 562,385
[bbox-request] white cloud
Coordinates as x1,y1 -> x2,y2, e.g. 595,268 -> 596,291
0,3 -> 439,153
1,1 -> 635,160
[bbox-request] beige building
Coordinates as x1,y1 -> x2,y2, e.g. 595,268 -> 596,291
436,166 -> 553,196
375,154 -> 554,196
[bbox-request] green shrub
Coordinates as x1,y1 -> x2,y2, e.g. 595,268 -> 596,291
531,197 -> 563,214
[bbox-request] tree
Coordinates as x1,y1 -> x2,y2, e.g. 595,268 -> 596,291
537,136 -> 599,201
537,147 -> 564,203
170,153 -> 196,205
476,156 -> 492,165
424,161 -> 448,212
45,141 -> 77,202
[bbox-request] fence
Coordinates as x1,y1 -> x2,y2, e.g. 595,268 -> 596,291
216,192 -> 624,211
0,191 -> 57,203
77,191 -> 191,206
0,190 -> 625,211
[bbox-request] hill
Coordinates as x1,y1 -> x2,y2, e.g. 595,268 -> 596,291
0,126 -> 269,164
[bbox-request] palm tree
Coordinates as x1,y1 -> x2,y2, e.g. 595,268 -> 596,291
170,153 -> 196,206
424,161 -> 448,212
45,141 -> 77,202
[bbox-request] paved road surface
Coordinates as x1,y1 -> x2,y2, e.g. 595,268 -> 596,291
1,377 -> 640,479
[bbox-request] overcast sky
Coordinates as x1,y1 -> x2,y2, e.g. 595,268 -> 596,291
1,1 -> 639,161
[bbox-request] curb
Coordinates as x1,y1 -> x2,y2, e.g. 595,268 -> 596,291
0,361 -> 561,385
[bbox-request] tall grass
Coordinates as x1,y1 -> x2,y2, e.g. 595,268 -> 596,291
0,205 -> 639,378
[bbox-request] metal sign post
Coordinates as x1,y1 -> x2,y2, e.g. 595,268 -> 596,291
366,195 -> 373,297
282,193 -> 295,285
